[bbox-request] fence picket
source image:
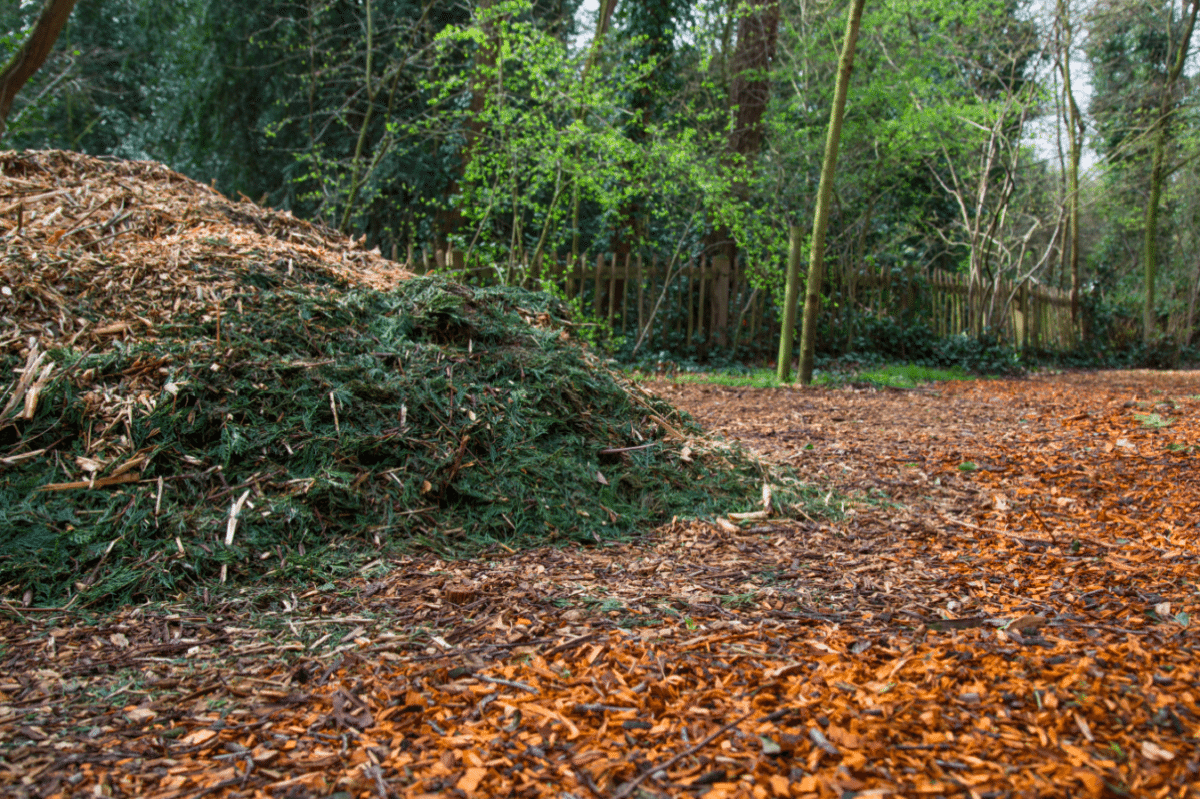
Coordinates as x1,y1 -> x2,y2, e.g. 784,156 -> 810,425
413,246 -> 1078,355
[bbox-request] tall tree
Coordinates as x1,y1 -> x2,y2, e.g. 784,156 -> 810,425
1140,0 -> 1199,343
1057,0 -> 1085,332
725,0 -> 779,188
0,0 -> 78,139
1088,0 -> 1200,344
569,0 -> 619,262
778,0 -> 866,384
710,0 -> 779,279
880,0 -> 1042,336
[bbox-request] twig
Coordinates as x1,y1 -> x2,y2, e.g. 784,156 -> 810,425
598,443 -> 657,455
188,776 -> 245,799
439,434 -> 470,494
0,448 -> 46,465
894,743 -> 955,751
36,472 -> 141,491
809,726 -> 840,755
82,226 -> 132,250
364,763 -> 388,799
402,636 -> 558,662
647,413 -> 686,440
78,535 -> 125,593
225,490 -> 251,546
478,675 -> 539,694
572,703 -> 639,714
612,708 -> 755,799
939,514 -> 1060,547
0,602 -> 30,623
542,631 -> 602,658
572,765 -> 605,798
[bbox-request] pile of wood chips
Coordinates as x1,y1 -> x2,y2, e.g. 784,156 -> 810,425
0,149 -> 412,359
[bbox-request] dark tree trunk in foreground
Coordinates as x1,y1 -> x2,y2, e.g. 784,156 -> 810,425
0,0 -> 79,139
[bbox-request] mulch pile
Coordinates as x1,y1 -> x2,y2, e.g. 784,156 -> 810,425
1,148 -> 409,357
0,150 -> 798,604
2,370 -> 1198,798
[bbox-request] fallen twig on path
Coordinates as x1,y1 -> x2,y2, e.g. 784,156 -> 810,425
611,708 -> 757,799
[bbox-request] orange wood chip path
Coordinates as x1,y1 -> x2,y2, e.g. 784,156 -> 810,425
2,370 -> 1198,798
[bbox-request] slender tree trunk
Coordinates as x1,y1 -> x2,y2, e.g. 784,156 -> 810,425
796,0 -> 866,385
1057,0 -> 1084,336
570,0 -> 619,263
1051,46 -> 1066,292
0,0 -> 79,139
775,225 -> 803,381
340,0 -> 376,233
1142,0 -> 1199,344
1143,127 -> 1166,343
584,0 -> 620,75
440,0 -> 496,246
726,1 -> 779,178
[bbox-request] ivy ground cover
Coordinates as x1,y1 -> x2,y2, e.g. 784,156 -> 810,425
1,370 -> 1198,798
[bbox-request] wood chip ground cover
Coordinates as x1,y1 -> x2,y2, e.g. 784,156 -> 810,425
2,370 -> 1197,798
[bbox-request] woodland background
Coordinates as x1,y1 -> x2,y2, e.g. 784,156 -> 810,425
4,0 -> 1200,369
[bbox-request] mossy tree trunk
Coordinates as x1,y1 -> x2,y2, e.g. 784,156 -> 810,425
775,225 -> 803,381
795,0 -> 866,385
1142,0 -> 1199,344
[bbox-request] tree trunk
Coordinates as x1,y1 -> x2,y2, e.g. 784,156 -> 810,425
708,0 -> 779,323
0,0 -> 79,139
1186,253 -> 1200,346
1143,126 -> 1167,343
1057,0 -> 1084,337
775,225 -> 803,381
796,0 -> 866,386
1142,0 -> 1199,344
439,0 -> 497,246
570,0 -> 620,262
339,0 -> 376,234
726,0 -> 780,172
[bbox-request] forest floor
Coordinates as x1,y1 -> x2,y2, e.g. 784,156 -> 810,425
2,369 -> 1199,799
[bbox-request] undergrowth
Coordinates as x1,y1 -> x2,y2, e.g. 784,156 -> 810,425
0,275 -> 813,608
649,363 -> 975,390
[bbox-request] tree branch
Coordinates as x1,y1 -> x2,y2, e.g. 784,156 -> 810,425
0,0 -> 79,139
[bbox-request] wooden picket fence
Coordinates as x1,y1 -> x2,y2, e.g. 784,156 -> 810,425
414,248 -> 776,353
840,262 -> 1077,350
554,252 -> 774,352
411,247 -> 1078,353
